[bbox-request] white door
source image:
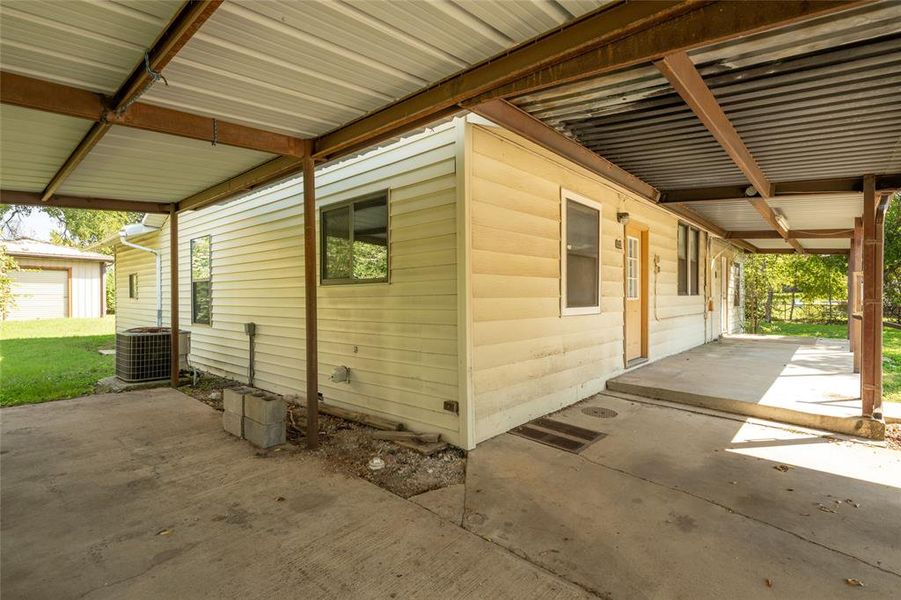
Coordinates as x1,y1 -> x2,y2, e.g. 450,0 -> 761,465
8,269 -> 68,320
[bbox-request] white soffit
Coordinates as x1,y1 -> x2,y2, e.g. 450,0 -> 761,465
0,0 -> 183,93
138,0 -> 611,137
749,238 -> 793,250
685,200 -> 771,231
802,238 -> 852,250
58,126 -> 274,202
768,194 -> 862,230
0,105 -> 93,192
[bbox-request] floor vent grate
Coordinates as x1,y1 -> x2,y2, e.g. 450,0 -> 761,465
510,417 -> 606,454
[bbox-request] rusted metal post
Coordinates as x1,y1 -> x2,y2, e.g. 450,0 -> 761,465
169,204 -> 180,388
860,176 -> 878,417
852,217 -> 862,373
873,193 -> 891,420
303,146 -> 319,449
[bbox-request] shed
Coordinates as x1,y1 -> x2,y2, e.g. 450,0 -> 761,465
2,239 -> 112,320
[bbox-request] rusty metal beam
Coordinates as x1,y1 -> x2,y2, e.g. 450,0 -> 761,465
315,0 -> 863,162
725,229 -> 853,240
177,156 -> 302,213
1,189 -> 171,214
656,52 -> 772,198
755,248 -> 849,255
169,204 -> 180,388
660,174 -> 901,203
471,99 -> 659,200
860,175 -> 880,416
852,217 -> 863,374
36,1 -> 224,202
0,73 -> 307,158
302,143 -> 319,449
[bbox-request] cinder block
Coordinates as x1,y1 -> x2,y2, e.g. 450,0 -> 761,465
222,411 -> 243,438
223,388 -> 245,414
243,417 -> 285,448
243,393 -> 287,425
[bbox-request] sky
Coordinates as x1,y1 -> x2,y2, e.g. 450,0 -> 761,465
8,210 -> 61,241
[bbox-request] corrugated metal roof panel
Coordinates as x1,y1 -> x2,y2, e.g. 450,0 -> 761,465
0,105 -> 92,192
685,200 -> 771,231
0,0 -> 182,93
58,125 -> 274,202
801,238 -> 851,250
139,0 -> 609,137
768,195 -> 861,231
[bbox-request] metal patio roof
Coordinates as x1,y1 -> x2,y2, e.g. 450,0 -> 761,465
0,0 -> 898,254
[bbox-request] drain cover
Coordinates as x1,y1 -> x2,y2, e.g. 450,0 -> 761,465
510,417 -> 606,454
581,407 -> 618,419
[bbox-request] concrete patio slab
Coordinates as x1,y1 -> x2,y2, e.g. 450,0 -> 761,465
607,335 -> 893,439
465,392 -> 901,599
410,484 -> 465,526
0,389 -> 593,600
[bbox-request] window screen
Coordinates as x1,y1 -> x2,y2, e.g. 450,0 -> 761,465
321,194 -> 388,284
677,223 -> 688,295
191,235 -> 211,325
733,264 -> 741,307
626,236 -> 639,299
128,273 -> 138,299
689,228 -> 700,296
565,198 -> 600,310
678,223 -> 701,296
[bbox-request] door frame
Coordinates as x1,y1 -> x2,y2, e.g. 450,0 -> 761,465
622,221 -> 649,367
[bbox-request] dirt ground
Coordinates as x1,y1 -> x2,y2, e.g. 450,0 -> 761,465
178,374 -> 465,498
886,423 -> 901,451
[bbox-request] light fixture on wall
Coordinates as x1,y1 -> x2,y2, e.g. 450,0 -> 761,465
616,212 -> 630,225
744,185 -> 758,197
772,209 -> 790,231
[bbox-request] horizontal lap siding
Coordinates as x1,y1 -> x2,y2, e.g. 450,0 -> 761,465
469,125 -> 709,443
114,125 -> 462,444
115,234 -> 161,330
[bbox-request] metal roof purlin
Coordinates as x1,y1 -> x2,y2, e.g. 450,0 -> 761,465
38,0 -> 224,203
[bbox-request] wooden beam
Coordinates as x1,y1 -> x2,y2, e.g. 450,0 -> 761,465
471,99 -> 659,200
302,144 -> 319,449
725,229 -> 853,240
314,0 -> 862,162
1,189 -> 171,214
748,198 -> 805,253
755,248 -> 849,255
660,174 -> 901,202
177,156 -> 302,212
0,73 -> 307,159
169,204 -> 180,388
656,52 -> 772,198
37,1 -> 224,202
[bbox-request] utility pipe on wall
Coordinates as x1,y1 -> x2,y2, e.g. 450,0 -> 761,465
119,223 -> 162,326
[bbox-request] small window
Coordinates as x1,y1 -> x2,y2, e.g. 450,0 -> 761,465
321,193 -> 388,284
128,273 -> 138,299
626,236 -> 640,299
191,235 -> 211,325
733,264 -> 741,307
562,191 -> 602,315
678,223 -> 701,296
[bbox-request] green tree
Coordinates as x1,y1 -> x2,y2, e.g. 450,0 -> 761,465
0,247 -> 20,320
44,208 -> 140,250
884,193 -> 901,321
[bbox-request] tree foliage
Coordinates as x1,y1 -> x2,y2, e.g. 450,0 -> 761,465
43,208 -> 141,250
884,193 -> 901,321
0,248 -> 19,319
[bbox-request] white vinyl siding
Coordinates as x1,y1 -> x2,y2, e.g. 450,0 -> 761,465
467,123 -> 709,443
114,123 -> 462,445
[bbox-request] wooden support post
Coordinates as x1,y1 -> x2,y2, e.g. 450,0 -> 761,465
302,148 -> 319,449
852,217 -> 862,374
860,176 -> 880,417
170,205 -> 180,388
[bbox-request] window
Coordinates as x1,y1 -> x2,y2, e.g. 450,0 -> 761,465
562,191 -> 601,315
733,264 -> 741,307
128,274 -> 138,299
626,236 -> 640,299
321,193 -> 388,284
191,236 -> 211,325
677,223 -> 701,296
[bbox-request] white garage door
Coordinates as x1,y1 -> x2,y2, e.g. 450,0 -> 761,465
8,269 -> 68,320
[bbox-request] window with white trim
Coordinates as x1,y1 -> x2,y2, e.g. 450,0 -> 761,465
128,273 -> 138,299
562,191 -> 602,315
191,235 -> 211,325
677,223 -> 700,296
626,236 -> 640,299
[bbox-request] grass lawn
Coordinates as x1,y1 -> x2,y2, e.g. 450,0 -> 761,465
0,316 -> 116,407
758,320 -> 901,404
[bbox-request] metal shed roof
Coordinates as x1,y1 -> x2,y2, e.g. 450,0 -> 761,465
0,0 -> 897,255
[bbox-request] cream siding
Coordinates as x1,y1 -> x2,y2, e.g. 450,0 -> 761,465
467,123 -> 722,443
114,123 -> 462,445
12,257 -> 104,319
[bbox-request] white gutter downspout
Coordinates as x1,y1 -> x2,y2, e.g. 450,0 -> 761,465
119,224 -> 162,326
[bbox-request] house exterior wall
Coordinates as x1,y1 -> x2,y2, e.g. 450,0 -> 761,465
12,257 -> 104,319
114,123 -> 463,445
465,123 -> 729,443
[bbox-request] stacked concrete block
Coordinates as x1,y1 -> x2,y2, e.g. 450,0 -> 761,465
242,392 -> 287,448
221,387 -> 286,448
